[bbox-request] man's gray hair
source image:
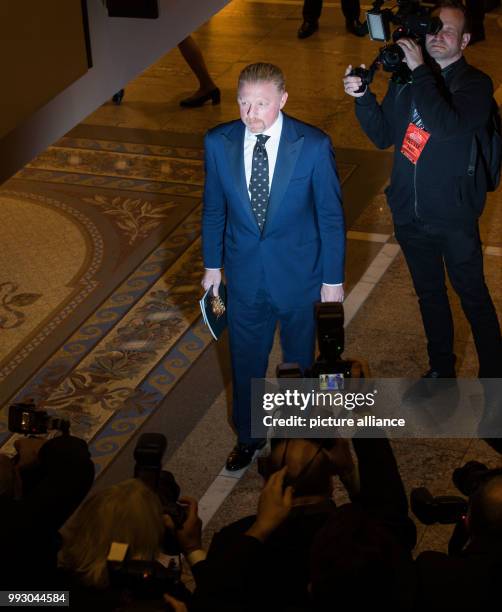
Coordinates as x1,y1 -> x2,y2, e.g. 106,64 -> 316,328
238,62 -> 286,93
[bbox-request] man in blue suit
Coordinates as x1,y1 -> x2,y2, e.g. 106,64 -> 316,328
201,63 -> 345,470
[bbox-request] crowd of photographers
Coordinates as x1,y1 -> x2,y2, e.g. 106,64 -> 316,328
1,419 -> 501,611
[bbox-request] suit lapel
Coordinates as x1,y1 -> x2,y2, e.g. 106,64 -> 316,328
264,115 -> 304,234
222,122 -> 258,228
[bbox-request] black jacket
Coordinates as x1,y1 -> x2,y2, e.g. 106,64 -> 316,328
355,57 -> 493,226
413,540 -> 502,611
191,500 -> 335,612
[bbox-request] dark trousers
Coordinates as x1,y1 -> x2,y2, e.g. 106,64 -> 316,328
227,285 -> 316,444
303,0 -> 361,22
394,220 -> 502,377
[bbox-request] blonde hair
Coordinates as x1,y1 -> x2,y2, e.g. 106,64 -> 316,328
238,62 -> 286,93
59,479 -> 165,588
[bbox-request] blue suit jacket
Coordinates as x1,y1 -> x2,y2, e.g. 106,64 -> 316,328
202,113 -> 345,310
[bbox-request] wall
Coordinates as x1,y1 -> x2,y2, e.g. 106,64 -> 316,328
0,0 -> 229,184
0,0 -> 90,141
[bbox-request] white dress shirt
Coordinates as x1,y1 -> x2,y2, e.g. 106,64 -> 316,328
244,111 -> 283,193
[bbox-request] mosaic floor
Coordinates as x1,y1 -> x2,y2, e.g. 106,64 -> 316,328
0,125 -> 389,474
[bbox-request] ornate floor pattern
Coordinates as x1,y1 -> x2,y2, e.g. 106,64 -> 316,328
1,125 -> 391,477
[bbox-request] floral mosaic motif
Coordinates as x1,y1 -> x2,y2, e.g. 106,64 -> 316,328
29,147 -> 204,186
84,195 -> 176,244
0,282 -> 42,329
88,257 -> 202,381
30,248 -> 204,435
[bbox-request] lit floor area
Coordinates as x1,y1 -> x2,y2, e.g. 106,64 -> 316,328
1,0 -> 502,560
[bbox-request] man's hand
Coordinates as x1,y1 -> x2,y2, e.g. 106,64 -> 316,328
396,38 -> 424,71
343,65 -> 367,98
163,496 -> 203,555
245,466 -> 293,543
201,268 -> 221,297
14,437 -> 46,470
321,284 -> 344,303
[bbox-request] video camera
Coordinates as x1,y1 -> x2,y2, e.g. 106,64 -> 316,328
350,0 -> 442,89
277,303 -> 356,382
133,433 -> 187,552
8,401 -> 70,435
411,461 -> 502,554
108,558 -> 189,603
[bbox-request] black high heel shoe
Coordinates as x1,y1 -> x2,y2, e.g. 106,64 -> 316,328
179,87 -> 221,108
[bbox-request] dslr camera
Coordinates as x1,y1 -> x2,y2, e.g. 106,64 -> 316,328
133,433 -> 187,551
105,433 -> 191,602
9,401 -> 70,435
350,0 -> 442,89
411,461 -> 502,554
108,558 -> 189,603
277,303 -> 358,382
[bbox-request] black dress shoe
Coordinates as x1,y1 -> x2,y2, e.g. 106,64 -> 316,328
179,87 -> 221,108
345,19 -> 368,37
403,369 -> 457,402
297,20 -> 319,39
225,440 -> 266,472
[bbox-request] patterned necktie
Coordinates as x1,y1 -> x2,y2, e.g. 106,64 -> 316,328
249,134 -> 270,231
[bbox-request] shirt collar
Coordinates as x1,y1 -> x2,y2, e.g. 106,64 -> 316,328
441,55 -> 465,76
245,111 -> 283,142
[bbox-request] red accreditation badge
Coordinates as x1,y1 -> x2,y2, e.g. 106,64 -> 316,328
401,122 -> 430,165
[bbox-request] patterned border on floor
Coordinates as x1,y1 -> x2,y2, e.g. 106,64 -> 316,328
1,125 -> 393,479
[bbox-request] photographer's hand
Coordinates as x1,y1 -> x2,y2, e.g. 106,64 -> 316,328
322,438 -> 360,497
167,495 -> 203,555
14,437 -> 45,470
396,38 -> 424,71
343,65 -> 367,98
322,438 -> 355,478
246,466 -> 293,543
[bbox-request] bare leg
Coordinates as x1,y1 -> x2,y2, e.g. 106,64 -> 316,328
178,36 -> 218,101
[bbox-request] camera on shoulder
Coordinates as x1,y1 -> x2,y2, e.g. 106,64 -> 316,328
350,0 -> 443,86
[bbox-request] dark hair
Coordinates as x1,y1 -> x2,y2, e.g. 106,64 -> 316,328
310,505 -> 410,609
434,0 -> 472,34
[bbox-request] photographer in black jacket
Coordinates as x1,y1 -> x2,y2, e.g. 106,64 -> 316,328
413,473 -> 502,610
0,435 -> 94,590
343,0 -> 502,381
309,431 -> 417,611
